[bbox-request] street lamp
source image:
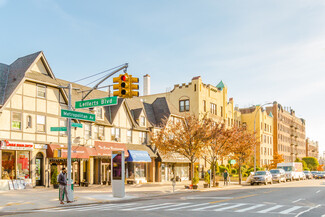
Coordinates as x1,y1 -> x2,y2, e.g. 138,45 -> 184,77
253,102 -> 274,173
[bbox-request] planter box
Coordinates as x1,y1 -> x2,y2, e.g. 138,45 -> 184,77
203,183 -> 209,188
192,185 -> 198,189
53,184 -> 59,189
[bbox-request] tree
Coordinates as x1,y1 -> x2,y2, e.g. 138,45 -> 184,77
317,165 -> 324,171
302,157 -> 319,171
151,114 -> 209,184
296,158 -> 309,171
205,120 -> 233,186
269,152 -> 284,169
229,126 -> 258,184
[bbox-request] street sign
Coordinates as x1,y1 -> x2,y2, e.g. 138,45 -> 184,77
75,96 -> 118,109
71,123 -> 83,128
61,109 -> 96,122
229,160 -> 236,165
51,127 -> 67,132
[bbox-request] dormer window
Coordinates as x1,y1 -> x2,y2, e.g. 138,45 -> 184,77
140,116 -> 145,126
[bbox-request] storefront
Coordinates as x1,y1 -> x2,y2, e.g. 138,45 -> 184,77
94,141 -> 128,185
126,150 -> 152,184
47,144 -> 89,186
157,152 -> 190,182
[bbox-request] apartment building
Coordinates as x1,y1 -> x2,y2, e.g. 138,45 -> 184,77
306,138 -> 319,159
240,106 -> 274,167
266,103 -> 306,162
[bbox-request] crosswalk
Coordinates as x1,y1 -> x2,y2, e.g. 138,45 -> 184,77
32,202 -> 314,215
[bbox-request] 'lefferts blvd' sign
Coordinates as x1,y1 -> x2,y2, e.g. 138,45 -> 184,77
61,109 -> 96,122
75,96 -> 118,109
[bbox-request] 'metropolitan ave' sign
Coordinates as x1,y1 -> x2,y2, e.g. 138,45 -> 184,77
61,109 -> 96,122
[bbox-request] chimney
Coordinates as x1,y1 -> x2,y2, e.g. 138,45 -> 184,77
143,74 -> 150,96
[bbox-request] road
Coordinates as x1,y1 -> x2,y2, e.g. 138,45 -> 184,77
4,179 -> 325,217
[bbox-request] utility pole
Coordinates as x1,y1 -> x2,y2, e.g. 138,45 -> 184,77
67,83 -> 73,201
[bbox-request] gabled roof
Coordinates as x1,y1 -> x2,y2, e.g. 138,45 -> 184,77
0,51 -> 42,107
216,80 -> 225,91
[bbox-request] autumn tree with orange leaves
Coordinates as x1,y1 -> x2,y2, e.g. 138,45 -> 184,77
151,114 -> 209,184
229,126 -> 258,184
269,152 -> 284,169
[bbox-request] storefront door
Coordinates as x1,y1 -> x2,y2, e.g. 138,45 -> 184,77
101,163 -> 110,184
35,153 -> 43,186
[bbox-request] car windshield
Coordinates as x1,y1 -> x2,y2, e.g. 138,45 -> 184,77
278,166 -> 293,172
255,171 -> 266,175
270,170 -> 279,174
303,171 -> 309,174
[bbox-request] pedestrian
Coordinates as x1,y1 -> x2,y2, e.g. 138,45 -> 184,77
58,168 -> 72,204
223,170 -> 228,186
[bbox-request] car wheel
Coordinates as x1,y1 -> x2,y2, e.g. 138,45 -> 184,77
251,182 -> 254,186
264,181 -> 267,185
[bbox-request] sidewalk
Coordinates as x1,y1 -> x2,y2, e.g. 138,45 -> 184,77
0,180 -> 245,212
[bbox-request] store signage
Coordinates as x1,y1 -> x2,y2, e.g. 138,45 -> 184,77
61,109 -> 96,122
75,96 -> 118,109
0,140 -> 33,150
34,144 -> 48,149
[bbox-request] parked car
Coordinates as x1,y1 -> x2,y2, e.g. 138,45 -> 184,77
311,171 -> 319,178
251,171 -> 273,185
303,171 -> 313,179
316,171 -> 325,179
270,169 -> 286,183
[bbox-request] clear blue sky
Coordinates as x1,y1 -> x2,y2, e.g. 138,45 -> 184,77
1,0 -> 325,154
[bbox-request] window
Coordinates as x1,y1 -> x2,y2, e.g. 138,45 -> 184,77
96,107 -> 103,119
37,85 -> 46,98
140,116 -> 146,126
139,132 -> 147,144
12,112 -> 22,130
37,115 -> 45,132
210,103 -> 217,115
111,128 -> 120,141
179,99 -> 190,112
221,106 -> 223,117
203,100 -> 206,112
127,130 -> 132,143
84,123 -> 91,140
26,115 -> 32,128
60,119 -> 67,135
94,125 -> 104,140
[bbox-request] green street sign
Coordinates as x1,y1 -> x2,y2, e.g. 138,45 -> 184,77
229,160 -> 236,165
51,127 -> 67,132
71,123 -> 83,128
75,96 -> 118,109
61,109 -> 96,122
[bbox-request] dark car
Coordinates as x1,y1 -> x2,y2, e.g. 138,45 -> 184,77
316,171 -> 325,179
311,171 -> 318,178
270,169 -> 286,183
303,171 -> 313,179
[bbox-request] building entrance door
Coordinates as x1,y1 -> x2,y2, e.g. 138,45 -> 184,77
35,153 -> 44,186
101,163 -> 110,184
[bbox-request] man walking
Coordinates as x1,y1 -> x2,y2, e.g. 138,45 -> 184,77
223,170 -> 229,186
58,168 -> 72,204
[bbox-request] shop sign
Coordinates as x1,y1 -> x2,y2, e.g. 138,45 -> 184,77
0,140 -> 33,150
34,144 -> 48,149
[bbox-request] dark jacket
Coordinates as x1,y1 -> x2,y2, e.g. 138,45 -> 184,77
58,172 -> 67,186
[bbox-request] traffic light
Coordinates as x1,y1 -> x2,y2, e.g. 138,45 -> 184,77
129,75 -> 139,97
113,73 -> 130,98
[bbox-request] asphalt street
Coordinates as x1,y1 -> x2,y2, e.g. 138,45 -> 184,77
3,179 -> 325,217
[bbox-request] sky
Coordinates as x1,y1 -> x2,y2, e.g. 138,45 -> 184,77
1,0 -> 325,154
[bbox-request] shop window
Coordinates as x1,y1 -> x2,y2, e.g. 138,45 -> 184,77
179,99 -> 189,112
12,112 -> 22,130
1,151 -> 16,179
127,130 -> 132,143
37,85 -> 46,98
37,115 -> 46,132
84,123 -> 92,140
26,115 -> 32,128
17,151 -> 30,179
96,107 -> 103,120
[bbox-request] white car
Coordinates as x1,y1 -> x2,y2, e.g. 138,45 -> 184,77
251,171 -> 273,185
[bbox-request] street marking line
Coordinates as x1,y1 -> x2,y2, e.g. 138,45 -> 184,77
235,204 -> 265,212
316,190 -> 321,194
191,203 -> 229,211
279,206 -> 303,214
292,198 -> 304,203
257,205 -> 284,213
167,203 -> 206,211
295,205 -> 321,217
210,194 -> 258,204
144,203 -> 190,211
214,203 -> 246,211
71,203 -> 134,212
122,203 -> 172,211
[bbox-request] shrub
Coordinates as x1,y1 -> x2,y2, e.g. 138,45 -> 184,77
51,166 -> 58,185
231,168 -> 237,175
192,170 -> 199,185
204,172 -> 210,184
219,165 -> 229,174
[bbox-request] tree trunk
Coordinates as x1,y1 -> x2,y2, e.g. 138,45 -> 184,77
238,160 -> 242,185
190,162 -> 194,185
212,160 -> 216,187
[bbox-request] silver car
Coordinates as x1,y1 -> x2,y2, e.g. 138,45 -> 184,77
270,169 -> 286,183
251,171 -> 273,185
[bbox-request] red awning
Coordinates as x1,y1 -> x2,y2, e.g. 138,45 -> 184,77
94,141 -> 129,157
47,144 -> 90,159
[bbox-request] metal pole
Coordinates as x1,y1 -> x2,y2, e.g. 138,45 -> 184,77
67,83 -> 73,201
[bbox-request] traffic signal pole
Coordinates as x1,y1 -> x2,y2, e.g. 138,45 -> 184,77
67,83 -> 73,201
